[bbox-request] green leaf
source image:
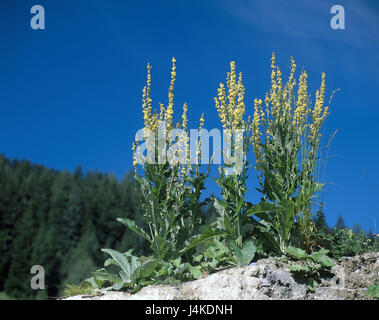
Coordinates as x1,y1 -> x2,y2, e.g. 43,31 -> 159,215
193,254 -> 203,263
112,282 -> 124,290
140,259 -> 158,279
175,263 -> 189,276
222,216 -> 235,235
189,265 -> 202,279
307,278 -> 318,292
240,240 -> 256,266
171,257 -> 182,268
247,202 -> 279,217
93,269 -> 123,284
179,228 -> 227,255
367,284 -> 379,298
285,246 -> 307,260
229,240 -> 242,266
83,276 -> 98,289
235,198 -> 244,216
230,240 -> 256,267
213,198 -> 228,217
101,249 -> 132,279
117,218 -> 151,243
152,235 -> 170,260
309,252 -> 335,268
289,264 -> 310,273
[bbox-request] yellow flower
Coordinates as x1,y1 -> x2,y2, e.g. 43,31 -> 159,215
309,73 -> 328,145
132,142 -> 137,169
214,62 -> 245,130
165,57 -> 177,130
252,98 -> 263,168
293,71 -> 309,132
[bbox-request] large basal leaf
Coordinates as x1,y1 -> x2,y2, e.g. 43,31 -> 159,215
229,240 -> 243,266
101,249 -> 131,279
130,255 -> 141,273
84,276 -> 98,289
130,255 -> 142,283
240,240 -> 257,266
117,218 -> 151,243
112,282 -> 124,291
289,264 -> 310,273
93,269 -> 123,285
139,259 -> 159,279
309,252 -> 335,268
285,246 -> 307,260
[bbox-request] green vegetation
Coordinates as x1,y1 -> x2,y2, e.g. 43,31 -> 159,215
0,291 -> 13,300
63,282 -> 93,298
367,284 -> 379,299
0,154 -> 149,299
1,55 -> 378,299
81,55 -> 378,295
286,246 -> 335,291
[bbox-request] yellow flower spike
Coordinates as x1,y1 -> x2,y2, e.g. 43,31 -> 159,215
270,52 -> 277,87
271,52 -> 276,67
282,57 -> 297,121
215,62 -> 247,135
181,103 -> 188,130
215,83 -> 229,127
146,63 -> 152,118
276,66 -> 283,90
293,70 -> 308,129
142,86 -> 149,128
181,103 -> 189,153
233,73 -> 246,129
199,113 -> 205,129
227,61 -> 238,126
289,57 -> 296,83
132,142 -> 138,169
252,98 -> 263,166
165,57 -> 177,130
141,62 -> 155,130
321,105 -> 329,122
150,111 -> 159,132
308,72 -> 328,145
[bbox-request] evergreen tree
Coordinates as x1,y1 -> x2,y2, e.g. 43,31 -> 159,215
352,223 -> 361,234
335,214 -> 346,230
314,207 -> 330,232
0,154 -> 149,298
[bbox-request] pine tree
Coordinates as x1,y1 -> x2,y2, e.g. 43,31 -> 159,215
352,223 -> 361,234
335,214 -> 346,230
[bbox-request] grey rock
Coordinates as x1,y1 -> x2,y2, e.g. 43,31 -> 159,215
65,252 -> 379,300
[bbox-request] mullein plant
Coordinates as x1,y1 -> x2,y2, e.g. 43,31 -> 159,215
212,61 -> 258,266
250,53 -> 333,253
85,59 -> 226,291
82,55 -> 337,293
124,58 -> 216,263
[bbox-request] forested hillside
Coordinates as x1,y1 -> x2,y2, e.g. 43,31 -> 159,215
0,154 -> 149,299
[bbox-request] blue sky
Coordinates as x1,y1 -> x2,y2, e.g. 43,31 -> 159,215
1,0 -> 378,231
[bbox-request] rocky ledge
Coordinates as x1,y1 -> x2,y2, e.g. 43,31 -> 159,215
65,252 -> 378,300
